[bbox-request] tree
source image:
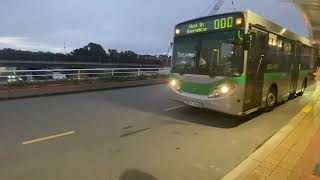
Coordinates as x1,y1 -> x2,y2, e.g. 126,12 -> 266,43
124,50 -> 138,59
107,49 -> 138,59
108,49 -> 118,58
71,43 -> 107,57
118,50 -> 138,59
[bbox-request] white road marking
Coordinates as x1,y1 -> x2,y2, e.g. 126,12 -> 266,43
22,131 -> 76,145
163,105 -> 185,111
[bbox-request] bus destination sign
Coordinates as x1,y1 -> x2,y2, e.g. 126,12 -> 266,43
175,13 -> 244,36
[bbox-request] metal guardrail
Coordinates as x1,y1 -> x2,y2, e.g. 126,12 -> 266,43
0,68 -> 170,84
0,54 -> 164,65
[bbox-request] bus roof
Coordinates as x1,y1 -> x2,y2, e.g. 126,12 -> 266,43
175,11 -> 243,27
244,10 -> 313,47
176,10 -> 313,47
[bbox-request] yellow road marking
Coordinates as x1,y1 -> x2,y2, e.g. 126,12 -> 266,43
302,105 -> 313,113
22,131 -> 75,145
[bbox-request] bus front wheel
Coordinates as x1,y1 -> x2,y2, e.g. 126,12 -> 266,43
265,87 -> 277,112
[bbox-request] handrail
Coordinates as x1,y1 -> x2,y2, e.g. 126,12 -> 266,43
0,67 -> 165,73
0,68 -> 170,83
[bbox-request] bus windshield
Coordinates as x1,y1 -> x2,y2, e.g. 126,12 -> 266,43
172,30 -> 244,77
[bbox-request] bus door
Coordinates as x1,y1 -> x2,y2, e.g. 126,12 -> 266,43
243,29 -> 267,111
290,44 -> 301,94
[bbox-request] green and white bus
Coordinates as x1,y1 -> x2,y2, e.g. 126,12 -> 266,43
169,10 -> 318,116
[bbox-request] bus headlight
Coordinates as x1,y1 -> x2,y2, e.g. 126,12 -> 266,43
170,79 -> 177,86
220,85 -> 229,94
208,83 -> 235,98
169,79 -> 181,92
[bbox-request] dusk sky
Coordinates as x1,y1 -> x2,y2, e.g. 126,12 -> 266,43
0,0 -> 309,54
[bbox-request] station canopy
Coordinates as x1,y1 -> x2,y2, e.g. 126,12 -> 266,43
289,0 -> 320,45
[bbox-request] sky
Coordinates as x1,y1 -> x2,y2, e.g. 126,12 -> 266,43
0,0 -> 309,54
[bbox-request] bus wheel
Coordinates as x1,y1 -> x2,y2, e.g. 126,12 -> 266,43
297,80 -> 307,96
265,87 -> 277,112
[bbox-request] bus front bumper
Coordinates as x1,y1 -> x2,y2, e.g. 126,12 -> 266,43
169,90 -> 244,116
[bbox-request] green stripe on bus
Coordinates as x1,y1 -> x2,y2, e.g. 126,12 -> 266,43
264,72 -> 289,80
299,70 -> 310,76
169,73 -> 177,79
263,70 -> 310,80
169,73 -> 246,95
181,81 -> 215,95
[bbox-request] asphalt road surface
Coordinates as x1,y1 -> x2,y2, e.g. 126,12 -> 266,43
0,83 -> 317,180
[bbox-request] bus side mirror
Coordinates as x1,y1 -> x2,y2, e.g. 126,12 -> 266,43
243,34 -> 252,50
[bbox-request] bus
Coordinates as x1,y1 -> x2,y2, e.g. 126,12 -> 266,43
168,10 -> 319,116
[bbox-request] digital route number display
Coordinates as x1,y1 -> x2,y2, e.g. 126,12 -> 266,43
175,13 -> 244,36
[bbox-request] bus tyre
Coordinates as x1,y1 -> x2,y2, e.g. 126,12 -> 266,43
297,80 -> 307,96
265,87 -> 277,112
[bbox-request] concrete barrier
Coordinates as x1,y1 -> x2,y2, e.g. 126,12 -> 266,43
0,78 -> 167,99
0,89 -> 8,99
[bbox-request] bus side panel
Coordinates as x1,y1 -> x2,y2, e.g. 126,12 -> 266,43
297,70 -> 307,92
261,34 -> 292,104
262,74 -> 290,104
243,29 -> 266,111
261,79 -> 272,107
296,45 -> 310,92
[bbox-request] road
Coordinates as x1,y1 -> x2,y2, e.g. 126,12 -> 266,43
0,83 -> 317,180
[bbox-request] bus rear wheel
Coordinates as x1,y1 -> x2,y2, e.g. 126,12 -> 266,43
265,87 -> 277,112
